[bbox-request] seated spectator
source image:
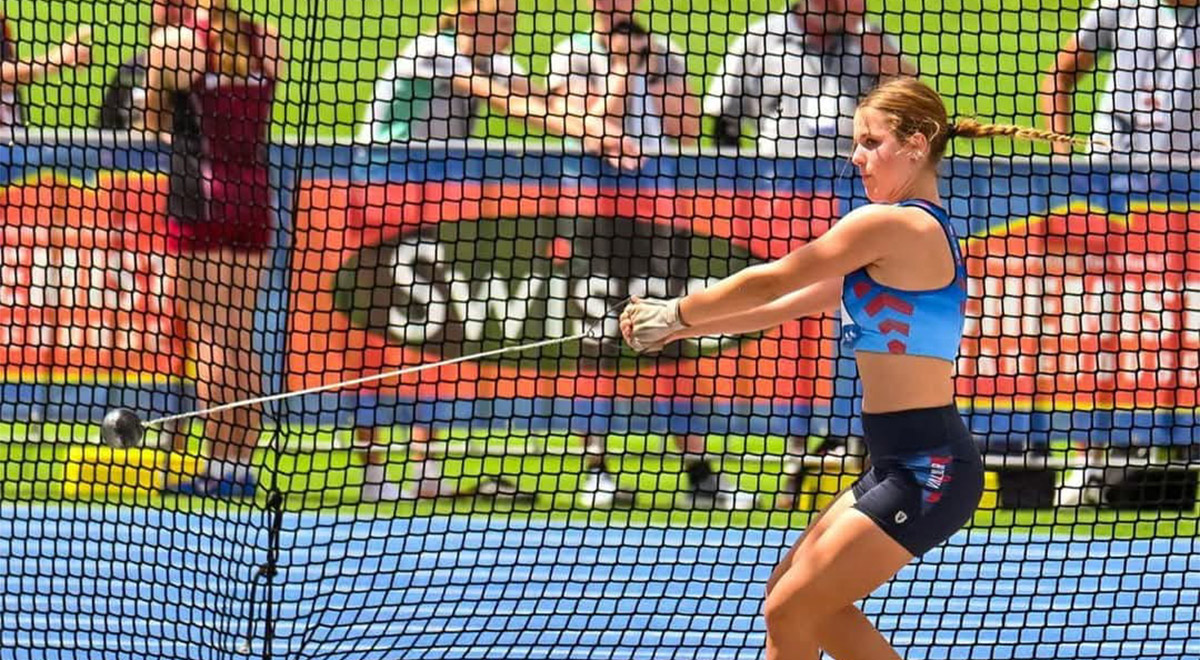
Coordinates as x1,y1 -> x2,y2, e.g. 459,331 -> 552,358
0,17 -> 90,128
358,0 -> 529,143
704,0 -> 915,157
1041,0 -> 1196,156
547,0 -> 700,152
360,0 -> 637,168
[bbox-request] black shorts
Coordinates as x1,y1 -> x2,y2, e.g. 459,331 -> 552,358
850,405 -> 984,556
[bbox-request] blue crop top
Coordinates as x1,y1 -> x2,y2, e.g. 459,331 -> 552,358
840,199 -> 967,362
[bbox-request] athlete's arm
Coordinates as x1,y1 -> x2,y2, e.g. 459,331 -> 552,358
0,27 -> 90,87
144,25 -> 203,133
678,205 -> 900,326
675,278 -> 841,338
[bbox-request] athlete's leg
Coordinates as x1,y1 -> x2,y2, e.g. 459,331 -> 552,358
178,248 -> 266,479
764,508 -> 913,660
764,486 -> 858,597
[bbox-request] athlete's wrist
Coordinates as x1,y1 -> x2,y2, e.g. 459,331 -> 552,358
674,297 -> 692,328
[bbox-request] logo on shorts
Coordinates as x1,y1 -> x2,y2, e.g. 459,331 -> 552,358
924,455 -> 952,504
894,510 -> 908,524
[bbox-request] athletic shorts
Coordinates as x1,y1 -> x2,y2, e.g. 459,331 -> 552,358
850,405 -> 984,556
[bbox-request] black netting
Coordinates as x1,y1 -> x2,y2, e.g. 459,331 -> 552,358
0,1 -> 1197,659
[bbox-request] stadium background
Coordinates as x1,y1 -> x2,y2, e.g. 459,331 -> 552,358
5,0 -> 1098,150
0,1 -> 1197,659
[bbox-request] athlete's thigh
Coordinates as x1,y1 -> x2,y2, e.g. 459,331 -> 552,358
765,487 -> 858,596
767,507 -> 913,621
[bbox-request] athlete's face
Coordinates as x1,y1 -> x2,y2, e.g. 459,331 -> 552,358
851,107 -> 929,203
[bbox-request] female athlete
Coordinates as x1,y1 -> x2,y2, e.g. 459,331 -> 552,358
621,77 -> 1078,659
142,0 -> 282,496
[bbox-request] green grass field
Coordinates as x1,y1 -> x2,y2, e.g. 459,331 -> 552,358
2,0 -> 1098,152
1,421 -> 1196,538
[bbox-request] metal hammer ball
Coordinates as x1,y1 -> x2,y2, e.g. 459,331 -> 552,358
101,408 -> 145,449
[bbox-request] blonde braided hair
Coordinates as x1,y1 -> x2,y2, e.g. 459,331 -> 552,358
860,78 -> 1093,162
951,117 -> 1091,151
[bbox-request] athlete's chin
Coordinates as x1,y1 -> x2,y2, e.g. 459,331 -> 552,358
861,180 -> 896,204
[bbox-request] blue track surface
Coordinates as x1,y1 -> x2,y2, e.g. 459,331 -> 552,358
2,505 -> 1198,659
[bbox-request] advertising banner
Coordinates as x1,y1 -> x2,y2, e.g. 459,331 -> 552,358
288,178 -> 841,402
0,171 -> 185,381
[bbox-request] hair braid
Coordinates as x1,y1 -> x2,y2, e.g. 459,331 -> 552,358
860,78 -> 1102,162
951,117 -> 1095,150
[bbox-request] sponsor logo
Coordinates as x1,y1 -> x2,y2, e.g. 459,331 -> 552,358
334,214 -> 765,368
958,205 -> 1200,408
894,510 -> 908,524
924,456 -> 951,504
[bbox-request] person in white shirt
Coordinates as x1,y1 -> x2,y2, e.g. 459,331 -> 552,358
359,0 -> 527,143
704,0 -> 914,157
547,0 -> 701,152
1041,0 -> 1200,156
360,0 -> 638,168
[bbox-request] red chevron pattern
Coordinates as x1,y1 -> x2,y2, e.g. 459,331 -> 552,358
865,293 -> 914,317
887,340 -> 907,354
878,319 -> 910,336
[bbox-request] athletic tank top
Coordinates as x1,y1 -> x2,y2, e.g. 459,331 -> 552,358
167,15 -> 275,250
839,199 -> 967,362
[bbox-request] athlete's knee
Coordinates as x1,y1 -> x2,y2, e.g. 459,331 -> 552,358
763,603 -> 819,653
762,586 -> 823,642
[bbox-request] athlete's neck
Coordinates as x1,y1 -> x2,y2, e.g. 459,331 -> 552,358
897,172 -> 941,208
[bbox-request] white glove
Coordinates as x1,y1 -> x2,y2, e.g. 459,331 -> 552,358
623,297 -> 690,353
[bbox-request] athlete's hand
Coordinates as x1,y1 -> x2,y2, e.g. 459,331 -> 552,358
620,304 -> 671,353
621,297 -> 689,353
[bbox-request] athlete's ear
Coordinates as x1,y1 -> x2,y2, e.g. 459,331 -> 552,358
903,132 -> 930,162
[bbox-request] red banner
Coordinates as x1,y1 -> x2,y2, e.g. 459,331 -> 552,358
0,171 -> 185,380
958,205 -> 1200,409
288,179 -> 840,400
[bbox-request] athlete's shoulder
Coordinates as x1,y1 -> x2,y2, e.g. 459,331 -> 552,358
836,202 -> 946,243
838,202 -> 904,225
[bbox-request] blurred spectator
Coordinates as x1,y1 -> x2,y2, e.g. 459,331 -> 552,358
358,0 -> 529,143
139,0 -> 283,497
704,0 -> 914,157
359,0 -> 638,168
547,0 -> 701,151
97,0 -> 181,129
0,16 -> 90,128
1041,0 -> 1200,155
578,433 -> 756,511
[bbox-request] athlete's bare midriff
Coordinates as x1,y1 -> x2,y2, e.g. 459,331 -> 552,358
856,351 -> 956,413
